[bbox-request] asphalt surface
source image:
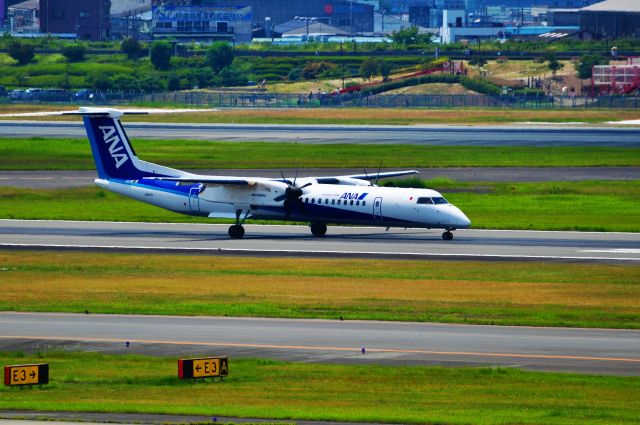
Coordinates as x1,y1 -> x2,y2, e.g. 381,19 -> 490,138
2,120 -> 640,146
1,312 -> 639,376
1,220 -> 639,263
1,167 -> 639,189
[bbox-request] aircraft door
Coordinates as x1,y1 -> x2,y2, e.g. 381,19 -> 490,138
373,197 -> 383,221
188,186 -> 200,213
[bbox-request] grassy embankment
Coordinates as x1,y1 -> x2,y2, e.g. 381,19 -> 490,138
1,251 -> 638,328
1,180 -> 638,232
0,351 -> 638,425
1,105 -> 639,125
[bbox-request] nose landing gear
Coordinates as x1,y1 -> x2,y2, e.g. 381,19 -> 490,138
442,230 -> 454,240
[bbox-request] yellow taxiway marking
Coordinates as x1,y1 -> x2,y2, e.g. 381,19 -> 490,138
1,335 -> 638,364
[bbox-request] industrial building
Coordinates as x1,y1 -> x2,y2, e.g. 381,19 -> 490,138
152,0 -> 374,34
580,0 -> 640,39
152,3 -> 252,42
39,0 -> 111,40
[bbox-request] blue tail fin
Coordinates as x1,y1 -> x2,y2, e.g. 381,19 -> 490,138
69,108 -> 181,180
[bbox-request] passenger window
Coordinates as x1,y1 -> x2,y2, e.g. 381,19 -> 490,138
338,200 -> 341,205
362,201 -> 366,206
356,200 -> 360,206
325,199 -> 328,204
332,199 -> 335,205
417,197 -> 433,205
350,200 -> 354,206
311,198 -> 315,204
305,197 -> 308,203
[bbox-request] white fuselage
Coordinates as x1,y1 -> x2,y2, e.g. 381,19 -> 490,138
96,178 -> 471,230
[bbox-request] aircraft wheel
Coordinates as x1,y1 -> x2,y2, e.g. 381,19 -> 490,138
228,225 -> 245,239
310,222 -> 327,237
442,231 -> 453,241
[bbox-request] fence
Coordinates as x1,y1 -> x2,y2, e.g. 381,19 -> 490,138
3,90 -> 640,109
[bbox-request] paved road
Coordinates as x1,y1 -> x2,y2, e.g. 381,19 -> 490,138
1,220 -> 639,263
1,312 -> 639,375
1,167 -> 638,189
2,120 -> 640,146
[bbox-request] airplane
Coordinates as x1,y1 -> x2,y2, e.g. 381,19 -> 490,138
67,107 -> 471,240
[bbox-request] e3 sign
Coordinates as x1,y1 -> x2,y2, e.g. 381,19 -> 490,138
4,364 -> 49,386
178,357 -> 228,380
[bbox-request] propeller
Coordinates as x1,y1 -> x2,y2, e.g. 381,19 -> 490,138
374,160 -> 383,186
274,169 -> 312,218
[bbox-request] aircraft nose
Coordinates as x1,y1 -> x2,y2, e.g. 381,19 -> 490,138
452,207 -> 471,228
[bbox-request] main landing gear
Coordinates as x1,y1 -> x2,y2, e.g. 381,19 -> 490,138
228,209 -> 250,239
442,230 -> 454,240
310,222 -> 327,237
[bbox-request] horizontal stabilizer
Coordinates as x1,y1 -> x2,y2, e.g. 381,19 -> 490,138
346,170 -> 419,181
63,107 -> 148,119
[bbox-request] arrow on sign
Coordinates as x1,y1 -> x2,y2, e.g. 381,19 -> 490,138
195,364 -> 201,372
30,371 -> 36,378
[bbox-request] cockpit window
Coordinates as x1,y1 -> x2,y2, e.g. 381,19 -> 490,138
417,197 -> 433,204
432,197 -> 448,205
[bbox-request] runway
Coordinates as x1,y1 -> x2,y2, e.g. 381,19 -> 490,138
1,219 -> 639,262
1,167 -> 638,189
2,120 -> 640,146
1,312 -> 639,375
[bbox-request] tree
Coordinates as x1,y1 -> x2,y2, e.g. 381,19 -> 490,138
390,26 -> 432,46
8,40 -> 35,65
575,54 -> 608,80
379,60 -> 394,81
360,57 -> 378,82
150,41 -> 172,70
206,42 -> 234,72
109,74 -> 140,91
139,74 -> 165,92
548,58 -> 564,76
121,37 -> 142,60
62,44 -> 86,62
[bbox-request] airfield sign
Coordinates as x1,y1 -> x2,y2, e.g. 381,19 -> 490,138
4,363 -> 49,386
178,357 -> 228,380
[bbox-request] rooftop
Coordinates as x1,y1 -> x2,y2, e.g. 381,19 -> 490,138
581,0 -> 640,13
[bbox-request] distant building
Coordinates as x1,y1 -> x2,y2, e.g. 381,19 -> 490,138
580,0 -> 640,39
8,0 -> 38,30
40,0 -> 111,40
547,8 -> 580,26
152,4 -> 252,42
154,0 -> 374,34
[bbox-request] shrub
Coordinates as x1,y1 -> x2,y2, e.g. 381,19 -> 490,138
139,74 -> 165,92
88,70 -> 112,91
8,40 -> 35,65
121,37 -> 142,60
287,67 -> 302,81
109,73 -> 140,91
206,42 -> 234,72
167,74 -> 181,91
217,66 -> 248,87
62,44 -> 86,62
150,41 -> 172,70
302,61 -> 337,80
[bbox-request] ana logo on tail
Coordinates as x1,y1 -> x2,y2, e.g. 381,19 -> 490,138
99,126 -> 129,169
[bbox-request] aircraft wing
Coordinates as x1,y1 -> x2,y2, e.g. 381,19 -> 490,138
344,170 -> 419,181
147,177 -> 257,186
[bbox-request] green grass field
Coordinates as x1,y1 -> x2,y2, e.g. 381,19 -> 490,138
1,251 -> 638,328
1,180 -> 638,232
1,137 -> 640,170
0,351 -> 638,425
